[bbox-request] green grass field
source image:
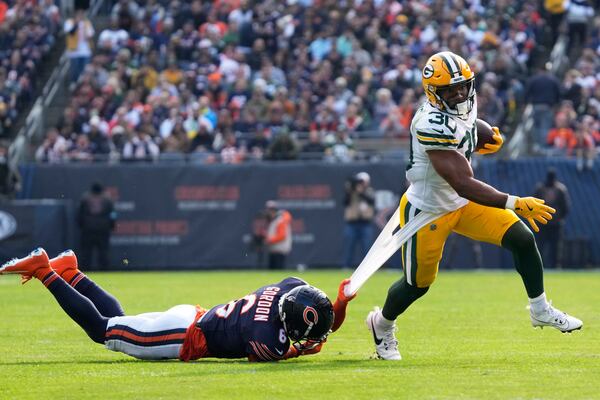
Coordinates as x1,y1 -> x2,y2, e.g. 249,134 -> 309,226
1,269 -> 598,399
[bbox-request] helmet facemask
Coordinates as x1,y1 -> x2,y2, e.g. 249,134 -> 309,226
428,77 -> 476,118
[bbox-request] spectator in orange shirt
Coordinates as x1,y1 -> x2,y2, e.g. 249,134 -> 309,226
199,12 -> 228,40
546,113 -> 576,154
263,200 -> 292,270
206,72 -> 228,110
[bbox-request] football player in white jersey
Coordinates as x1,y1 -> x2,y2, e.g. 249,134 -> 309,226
366,51 -> 583,360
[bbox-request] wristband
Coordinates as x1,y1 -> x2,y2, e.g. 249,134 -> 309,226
505,195 -> 518,210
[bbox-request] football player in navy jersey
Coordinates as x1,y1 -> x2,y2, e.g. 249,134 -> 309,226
0,248 -> 356,362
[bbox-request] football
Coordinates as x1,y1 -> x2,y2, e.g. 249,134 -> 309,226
475,118 -> 495,150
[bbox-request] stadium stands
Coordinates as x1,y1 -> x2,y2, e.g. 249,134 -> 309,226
0,0 -> 61,137
27,0 -> 585,164
1,1 -> 599,269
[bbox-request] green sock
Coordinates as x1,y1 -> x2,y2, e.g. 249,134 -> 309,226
381,275 -> 429,320
501,221 -> 544,298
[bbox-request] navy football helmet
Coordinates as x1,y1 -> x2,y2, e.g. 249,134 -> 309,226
278,285 -> 334,344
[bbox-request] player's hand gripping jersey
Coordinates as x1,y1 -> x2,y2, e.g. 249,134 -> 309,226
406,101 -> 478,213
198,277 -> 306,361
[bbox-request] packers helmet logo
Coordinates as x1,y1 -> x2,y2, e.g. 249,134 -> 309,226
422,64 -> 434,79
303,306 -> 318,326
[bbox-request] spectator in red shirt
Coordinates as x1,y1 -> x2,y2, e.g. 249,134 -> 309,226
0,1 -> 7,24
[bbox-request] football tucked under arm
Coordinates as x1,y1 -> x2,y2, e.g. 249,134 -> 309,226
476,119 -> 503,154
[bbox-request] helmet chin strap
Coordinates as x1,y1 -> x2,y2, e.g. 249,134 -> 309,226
455,100 -> 470,116
437,96 -> 473,118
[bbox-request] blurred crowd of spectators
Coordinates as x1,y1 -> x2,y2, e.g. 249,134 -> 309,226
0,0 -> 61,137
527,0 -> 600,171
30,0 -> 599,165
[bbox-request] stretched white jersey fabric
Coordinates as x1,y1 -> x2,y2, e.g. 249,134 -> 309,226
405,101 -> 477,213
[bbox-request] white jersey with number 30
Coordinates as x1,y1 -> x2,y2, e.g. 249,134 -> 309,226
405,101 -> 477,213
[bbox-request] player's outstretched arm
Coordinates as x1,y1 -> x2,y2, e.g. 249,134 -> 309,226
331,278 -> 356,332
281,279 -> 356,360
427,150 -> 555,232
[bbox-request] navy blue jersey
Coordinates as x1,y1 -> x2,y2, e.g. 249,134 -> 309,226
198,277 -> 307,360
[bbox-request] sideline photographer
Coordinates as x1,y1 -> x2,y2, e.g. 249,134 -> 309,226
342,172 -> 375,268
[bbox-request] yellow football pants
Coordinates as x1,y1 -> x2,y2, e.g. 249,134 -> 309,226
399,193 -> 520,288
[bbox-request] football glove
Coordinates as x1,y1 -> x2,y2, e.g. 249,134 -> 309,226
293,339 -> 324,356
506,196 -> 556,232
477,127 -> 504,155
337,278 -> 356,304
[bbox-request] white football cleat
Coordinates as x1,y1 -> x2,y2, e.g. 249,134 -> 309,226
366,307 -> 401,360
530,302 -> 583,333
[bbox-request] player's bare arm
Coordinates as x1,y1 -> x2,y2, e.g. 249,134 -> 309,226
427,150 -> 556,232
427,149 -> 508,208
